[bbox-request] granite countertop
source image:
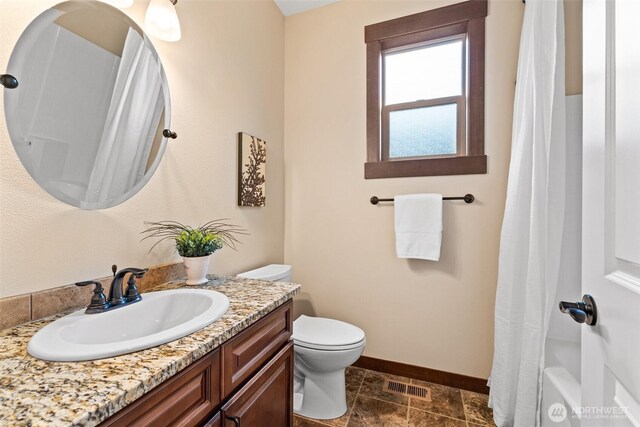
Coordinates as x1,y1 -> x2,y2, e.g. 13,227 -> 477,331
0,275 -> 300,427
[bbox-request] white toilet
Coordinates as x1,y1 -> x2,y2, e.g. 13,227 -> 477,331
237,264 -> 366,420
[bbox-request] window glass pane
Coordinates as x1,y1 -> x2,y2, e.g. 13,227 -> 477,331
389,104 -> 457,158
384,39 -> 463,105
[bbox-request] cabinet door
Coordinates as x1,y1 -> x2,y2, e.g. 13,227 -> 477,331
100,351 -> 220,427
222,301 -> 292,397
221,342 -> 293,427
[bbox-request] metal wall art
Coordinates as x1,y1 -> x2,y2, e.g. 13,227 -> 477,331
238,132 -> 266,207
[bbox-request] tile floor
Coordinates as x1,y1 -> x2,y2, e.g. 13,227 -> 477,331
294,367 -> 496,427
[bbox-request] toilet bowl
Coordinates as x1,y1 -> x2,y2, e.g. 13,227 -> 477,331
292,315 -> 365,419
237,264 -> 366,420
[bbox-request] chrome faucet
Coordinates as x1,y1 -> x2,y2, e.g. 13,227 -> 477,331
76,266 -> 148,314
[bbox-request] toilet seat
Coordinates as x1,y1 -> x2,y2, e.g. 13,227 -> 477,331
293,315 -> 365,351
293,337 -> 366,352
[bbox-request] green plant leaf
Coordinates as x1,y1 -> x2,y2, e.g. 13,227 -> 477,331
140,220 -> 247,257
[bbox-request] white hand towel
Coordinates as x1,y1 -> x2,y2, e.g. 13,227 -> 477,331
394,194 -> 443,261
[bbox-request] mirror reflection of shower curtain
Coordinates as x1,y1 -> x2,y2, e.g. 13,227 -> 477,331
489,0 -> 566,426
83,28 -> 163,208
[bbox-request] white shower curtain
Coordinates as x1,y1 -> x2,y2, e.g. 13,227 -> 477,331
83,28 -> 164,208
489,0 -> 566,426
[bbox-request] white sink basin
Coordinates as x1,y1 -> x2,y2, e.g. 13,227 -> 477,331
27,289 -> 230,362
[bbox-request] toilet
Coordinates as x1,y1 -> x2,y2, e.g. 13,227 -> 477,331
237,264 -> 366,420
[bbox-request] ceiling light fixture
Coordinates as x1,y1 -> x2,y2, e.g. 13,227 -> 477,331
144,0 -> 181,42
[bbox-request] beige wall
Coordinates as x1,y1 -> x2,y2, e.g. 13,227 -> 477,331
0,0 -> 285,298
284,0 -> 520,379
284,0 -> 582,379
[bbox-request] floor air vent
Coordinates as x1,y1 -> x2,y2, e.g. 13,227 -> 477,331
383,379 -> 432,402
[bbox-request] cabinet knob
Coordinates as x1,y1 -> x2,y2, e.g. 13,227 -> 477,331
225,415 -> 241,426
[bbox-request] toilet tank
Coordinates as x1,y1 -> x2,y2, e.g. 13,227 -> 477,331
237,264 -> 292,282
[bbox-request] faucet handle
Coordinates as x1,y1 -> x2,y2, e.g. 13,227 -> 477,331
125,275 -> 142,302
75,281 -> 110,313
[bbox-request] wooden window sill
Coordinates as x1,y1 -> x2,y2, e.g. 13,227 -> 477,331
364,155 -> 487,179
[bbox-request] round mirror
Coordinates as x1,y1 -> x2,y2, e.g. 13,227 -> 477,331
4,1 -> 171,209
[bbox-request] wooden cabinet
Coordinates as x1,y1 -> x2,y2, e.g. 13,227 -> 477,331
100,300 -> 293,427
221,343 -> 293,427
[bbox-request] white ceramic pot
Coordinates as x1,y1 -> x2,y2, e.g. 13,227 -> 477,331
183,255 -> 211,285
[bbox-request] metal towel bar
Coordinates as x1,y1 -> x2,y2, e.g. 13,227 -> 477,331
370,194 -> 475,205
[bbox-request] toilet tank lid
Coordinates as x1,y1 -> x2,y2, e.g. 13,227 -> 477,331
237,264 -> 292,281
293,315 -> 365,347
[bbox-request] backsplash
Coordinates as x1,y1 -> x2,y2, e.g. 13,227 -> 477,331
0,262 -> 185,330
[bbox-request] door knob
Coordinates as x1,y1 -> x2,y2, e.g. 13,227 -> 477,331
559,294 -> 597,326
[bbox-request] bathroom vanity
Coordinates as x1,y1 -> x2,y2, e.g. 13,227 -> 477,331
102,301 -> 293,426
0,276 -> 299,426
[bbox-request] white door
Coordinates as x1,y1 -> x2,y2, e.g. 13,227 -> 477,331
582,0 -> 640,425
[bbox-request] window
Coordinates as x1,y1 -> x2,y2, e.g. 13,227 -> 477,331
365,0 -> 487,179
384,38 -> 465,159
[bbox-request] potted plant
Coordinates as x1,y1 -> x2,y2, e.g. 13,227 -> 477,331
141,220 -> 246,285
